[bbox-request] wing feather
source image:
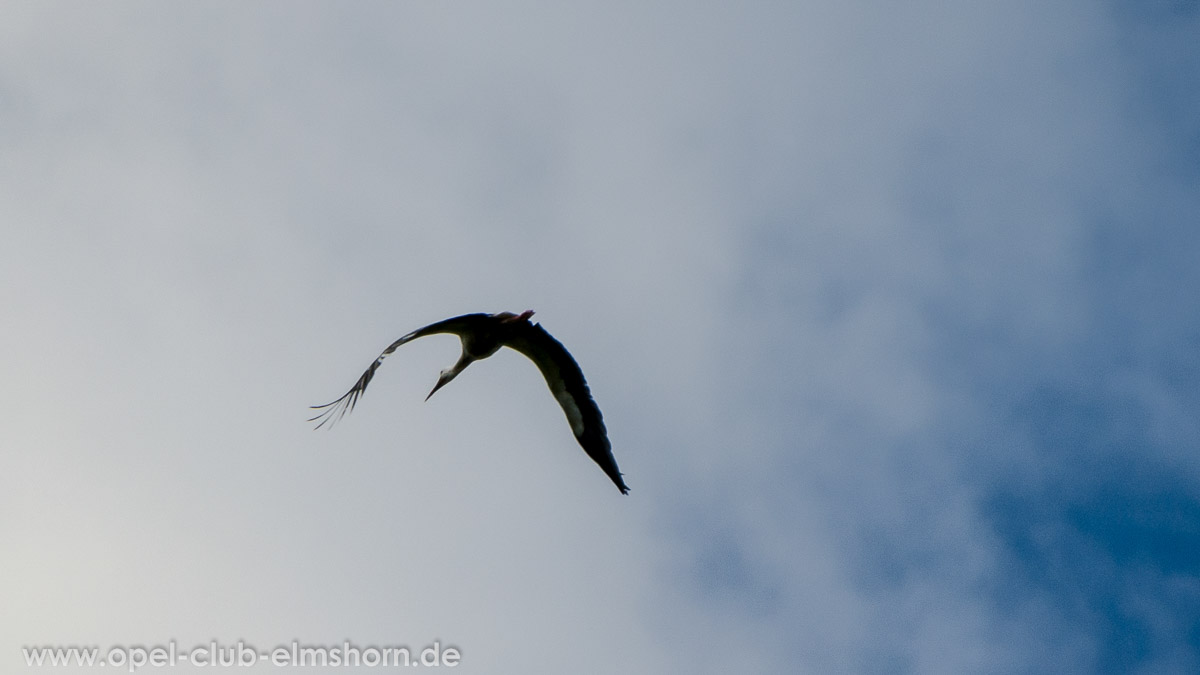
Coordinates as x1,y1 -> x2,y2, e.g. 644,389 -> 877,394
309,314 -> 489,429
504,323 -> 629,494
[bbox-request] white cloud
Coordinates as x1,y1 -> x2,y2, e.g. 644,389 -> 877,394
2,2 -> 1197,673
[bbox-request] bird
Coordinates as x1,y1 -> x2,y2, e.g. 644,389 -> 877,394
311,310 -> 629,494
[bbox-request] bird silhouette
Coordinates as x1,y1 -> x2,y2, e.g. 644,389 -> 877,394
312,311 -> 628,494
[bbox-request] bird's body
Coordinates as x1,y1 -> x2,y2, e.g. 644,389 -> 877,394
312,310 -> 629,494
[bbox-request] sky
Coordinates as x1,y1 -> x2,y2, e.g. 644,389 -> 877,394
2,2 -> 1199,673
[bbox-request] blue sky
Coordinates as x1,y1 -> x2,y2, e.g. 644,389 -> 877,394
2,2 -> 1198,673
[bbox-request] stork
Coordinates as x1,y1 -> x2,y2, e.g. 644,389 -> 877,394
311,310 -> 629,494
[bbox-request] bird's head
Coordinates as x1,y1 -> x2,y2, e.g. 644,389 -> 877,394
426,368 -> 457,401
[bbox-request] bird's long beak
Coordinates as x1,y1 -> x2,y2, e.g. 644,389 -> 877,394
428,355 -> 473,401
425,371 -> 454,401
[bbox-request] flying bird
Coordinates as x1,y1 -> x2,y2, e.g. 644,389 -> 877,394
311,310 -> 629,494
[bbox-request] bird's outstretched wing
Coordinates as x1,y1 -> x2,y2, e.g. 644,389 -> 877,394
310,313 -> 489,429
504,323 -> 629,494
